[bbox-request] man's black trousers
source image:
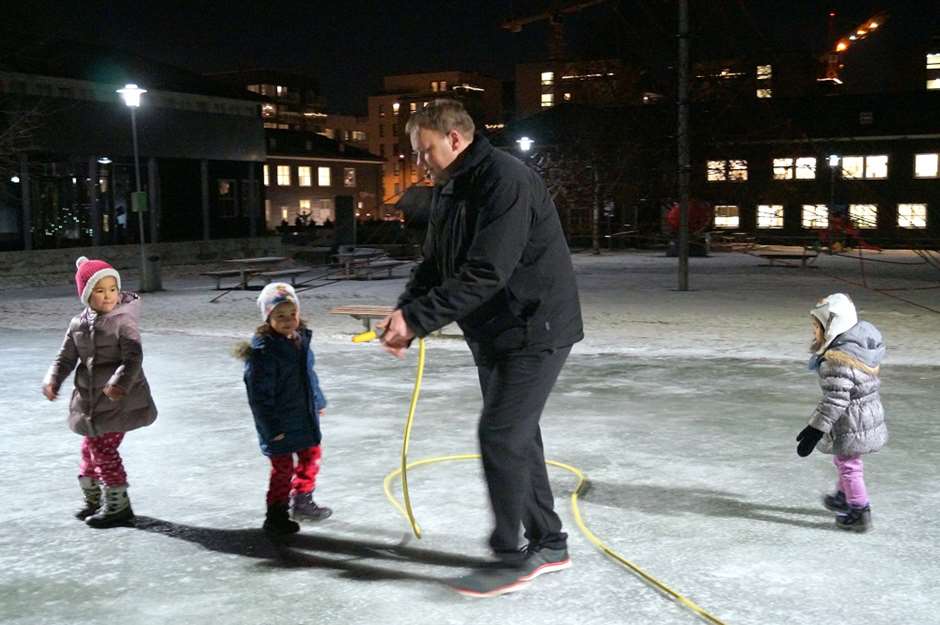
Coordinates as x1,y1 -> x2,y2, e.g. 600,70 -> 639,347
470,342 -> 571,559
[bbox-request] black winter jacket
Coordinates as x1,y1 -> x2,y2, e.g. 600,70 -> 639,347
398,134 -> 583,353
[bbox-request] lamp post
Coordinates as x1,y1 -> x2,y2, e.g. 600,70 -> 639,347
116,83 -> 152,290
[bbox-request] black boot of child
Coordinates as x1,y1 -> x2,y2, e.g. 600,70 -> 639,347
75,476 -> 102,520
822,490 -> 849,513
836,504 -> 872,533
86,485 -> 134,528
263,501 -> 300,536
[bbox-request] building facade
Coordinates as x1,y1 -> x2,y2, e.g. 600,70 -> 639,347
262,130 -> 382,228
0,42 -> 267,251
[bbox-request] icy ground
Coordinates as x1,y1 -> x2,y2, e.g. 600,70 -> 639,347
1,250 -> 938,625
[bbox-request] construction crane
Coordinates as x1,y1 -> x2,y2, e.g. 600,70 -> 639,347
818,9 -> 889,85
500,0 -> 610,60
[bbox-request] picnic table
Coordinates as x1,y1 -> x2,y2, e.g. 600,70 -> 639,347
753,248 -> 819,268
202,256 -> 288,290
333,248 -> 388,276
328,305 -> 395,330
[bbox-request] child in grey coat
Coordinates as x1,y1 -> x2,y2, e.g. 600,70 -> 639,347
796,293 -> 886,532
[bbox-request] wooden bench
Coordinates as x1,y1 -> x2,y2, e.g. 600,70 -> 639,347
354,259 -> 408,279
755,251 -> 819,268
328,305 -> 395,330
256,267 -> 310,286
201,267 -> 263,289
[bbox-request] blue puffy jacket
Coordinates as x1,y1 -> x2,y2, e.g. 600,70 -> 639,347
243,327 -> 326,456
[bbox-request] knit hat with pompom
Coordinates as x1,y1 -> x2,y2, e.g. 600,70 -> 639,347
74,256 -> 121,305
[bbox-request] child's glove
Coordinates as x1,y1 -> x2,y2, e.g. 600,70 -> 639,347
796,425 -> 824,457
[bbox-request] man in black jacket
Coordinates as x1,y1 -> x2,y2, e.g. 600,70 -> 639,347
378,99 -> 583,597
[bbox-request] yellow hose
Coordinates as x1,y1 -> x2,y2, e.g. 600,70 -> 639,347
354,330 -> 727,625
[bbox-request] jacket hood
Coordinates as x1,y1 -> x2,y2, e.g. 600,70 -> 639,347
810,293 -> 857,354
827,320 -> 885,369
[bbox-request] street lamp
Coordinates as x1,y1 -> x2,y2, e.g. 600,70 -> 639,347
116,83 -> 154,290
828,154 -> 840,214
516,136 -> 534,152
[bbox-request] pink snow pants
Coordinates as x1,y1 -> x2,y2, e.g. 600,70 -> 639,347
834,454 -> 869,507
79,433 -> 127,486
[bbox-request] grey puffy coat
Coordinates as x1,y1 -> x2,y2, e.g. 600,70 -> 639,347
809,321 -> 886,456
44,292 -> 158,437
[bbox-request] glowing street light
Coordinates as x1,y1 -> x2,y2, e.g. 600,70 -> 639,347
116,83 -> 157,290
516,136 -> 534,152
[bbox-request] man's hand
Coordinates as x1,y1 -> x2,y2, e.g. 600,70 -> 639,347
376,309 -> 415,359
42,384 -> 57,401
103,384 -> 126,401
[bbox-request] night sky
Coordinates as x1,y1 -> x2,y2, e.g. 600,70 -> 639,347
4,1 -> 935,114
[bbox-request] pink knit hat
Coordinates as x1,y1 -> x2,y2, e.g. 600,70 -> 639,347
75,256 -> 121,305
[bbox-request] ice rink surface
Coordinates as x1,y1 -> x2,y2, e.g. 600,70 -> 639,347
1,250 -> 938,625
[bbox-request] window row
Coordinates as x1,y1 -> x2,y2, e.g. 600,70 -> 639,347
707,153 -> 940,182
712,203 -> 928,230
263,165 -> 357,188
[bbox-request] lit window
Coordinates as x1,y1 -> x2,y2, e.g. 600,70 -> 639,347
263,164 -> 269,187
707,159 -> 748,182
281,207 -> 289,220
795,157 -> 817,179
756,88 -> 773,98
757,204 -> 784,229
392,102 -> 400,115
563,92 -> 572,101
714,205 -> 740,228
344,168 -> 356,188
318,166 -> 331,187
707,161 -> 726,181
849,204 -> 878,229
914,153 -> 939,177
756,64 -> 772,80
541,93 -> 554,108
440,81 -> 448,91
409,102 -> 417,113
277,165 -> 291,186
541,71 -> 554,86
275,85 -> 287,96
773,158 -> 794,180
430,81 -> 438,92
841,155 -> 888,179
841,156 -> 864,179
802,204 -> 829,229
898,203 -> 927,229
927,53 -> 940,89
773,157 -> 816,180
866,155 -> 888,178
298,166 -> 312,187
299,199 -> 311,213
728,160 -> 748,180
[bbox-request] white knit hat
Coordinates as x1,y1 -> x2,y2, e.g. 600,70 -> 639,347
257,282 -> 300,322
810,293 -> 858,354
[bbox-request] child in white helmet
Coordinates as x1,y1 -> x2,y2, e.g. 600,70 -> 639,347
236,282 -> 332,536
796,293 -> 886,532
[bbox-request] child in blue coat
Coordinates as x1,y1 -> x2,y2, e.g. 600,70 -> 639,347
239,282 -> 332,535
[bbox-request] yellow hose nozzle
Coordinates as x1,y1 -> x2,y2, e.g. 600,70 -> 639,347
352,330 -> 378,343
